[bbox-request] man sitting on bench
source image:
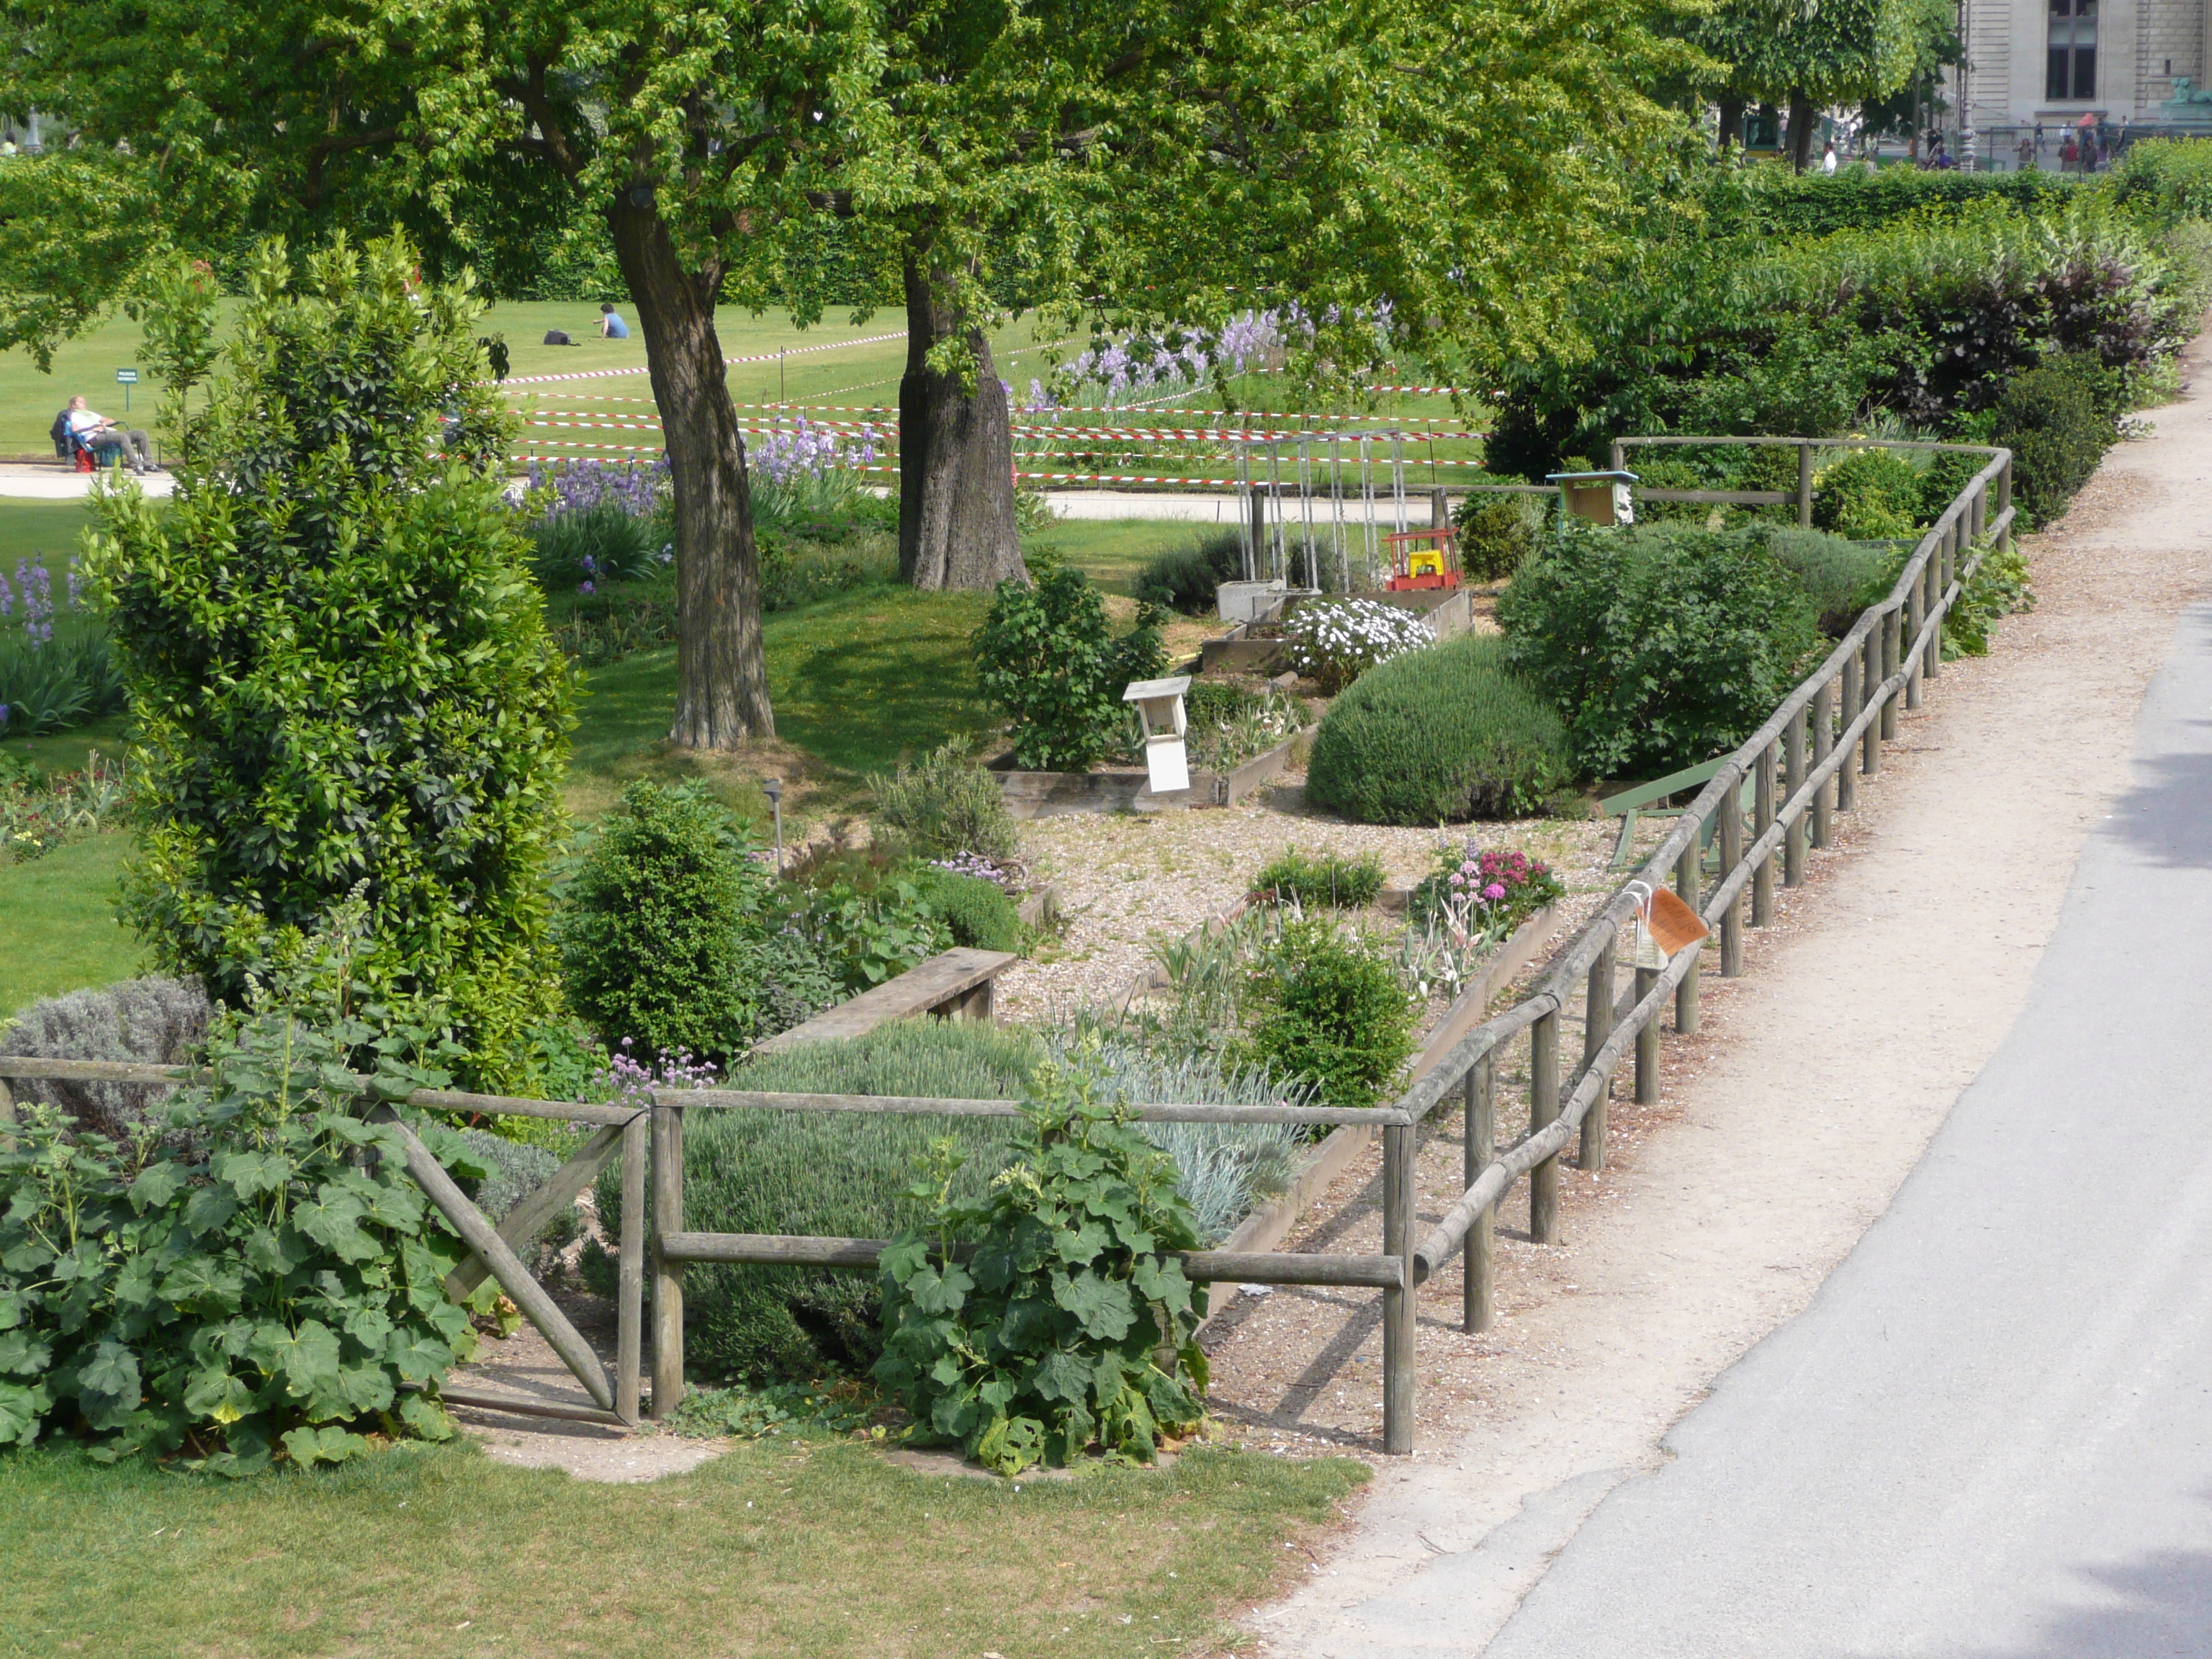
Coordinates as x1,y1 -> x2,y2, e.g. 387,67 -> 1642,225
63,396 -> 158,473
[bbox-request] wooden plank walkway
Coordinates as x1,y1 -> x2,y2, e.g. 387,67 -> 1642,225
752,947 -> 1020,1053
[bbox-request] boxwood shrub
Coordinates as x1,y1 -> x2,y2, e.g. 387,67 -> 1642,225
1304,634 -> 1570,824
1497,523 -> 1824,780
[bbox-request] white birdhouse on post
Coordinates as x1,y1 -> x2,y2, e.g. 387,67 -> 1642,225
1123,675 -> 1192,796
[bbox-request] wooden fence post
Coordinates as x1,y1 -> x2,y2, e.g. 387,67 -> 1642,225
1382,1119 -> 1416,1455
1811,678 -> 1834,848
617,1114 -> 647,1426
1926,525 -> 1947,682
1719,788 -> 1745,977
1880,610 -> 1900,742
1464,1055 -> 1493,1334
1634,967 -> 1660,1105
1998,458 -> 2013,554
1906,549 -> 1927,710
649,1099 -> 685,1419
1796,441 -> 1814,528
1838,652 -> 1860,811
1752,743 -> 1776,926
1578,935 -> 1615,1172
1529,1009 -> 1560,1243
0,1077 -> 13,1154
1784,707 -> 1807,885
1674,841 -> 1701,1033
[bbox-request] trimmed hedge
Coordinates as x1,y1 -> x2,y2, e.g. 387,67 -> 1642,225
1305,634 -> 1569,824
1498,523 -> 1824,779
1992,352 -> 2125,521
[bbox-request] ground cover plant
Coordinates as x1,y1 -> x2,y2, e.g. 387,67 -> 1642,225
0,1000 -> 497,1470
88,237 -> 570,1090
874,1044 -> 1211,1475
1253,846 -> 1385,909
1280,596 -> 1435,694
1305,633 -> 1571,824
1498,521 -> 1824,779
0,1433 -> 1367,1658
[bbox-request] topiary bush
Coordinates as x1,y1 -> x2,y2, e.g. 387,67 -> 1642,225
1304,634 -> 1570,824
974,566 -> 1166,771
86,235 -> 570,1091
1131,529 -> 1246,614
558,780 -> 774,1064
867,740 -> 1022,864
1497,522 -> 1825,779
909,864 -> 1027,952
1238,920 -> 1416,1112
1991,352 -> 2123,521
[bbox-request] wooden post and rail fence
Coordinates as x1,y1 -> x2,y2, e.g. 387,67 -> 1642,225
0,435 -> 2013,1456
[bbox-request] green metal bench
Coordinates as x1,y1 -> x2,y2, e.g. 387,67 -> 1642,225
1599,758 -> 1755,872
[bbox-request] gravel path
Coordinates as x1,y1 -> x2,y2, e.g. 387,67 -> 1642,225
995,780 -> 1616,1024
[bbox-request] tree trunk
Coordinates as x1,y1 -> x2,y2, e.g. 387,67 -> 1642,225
898,256 -> 1029,591
1787,91 -> 1817,172
1717,96 -> 1744,153
605,199 -> 773,745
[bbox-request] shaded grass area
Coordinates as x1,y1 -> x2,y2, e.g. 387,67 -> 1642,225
0,500 -> 92,570
1038,518 -> 1224,596
0,832 -> 143,1017
0,1438 -> 1365,1659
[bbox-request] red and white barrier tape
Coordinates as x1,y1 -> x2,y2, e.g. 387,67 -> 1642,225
493,330 -> 909,387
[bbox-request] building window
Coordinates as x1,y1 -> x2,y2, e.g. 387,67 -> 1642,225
2048,0 -> 2097,101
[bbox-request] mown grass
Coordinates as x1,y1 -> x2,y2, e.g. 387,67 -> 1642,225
0,1437 -> 1366,1659
0,833 -> 143,1018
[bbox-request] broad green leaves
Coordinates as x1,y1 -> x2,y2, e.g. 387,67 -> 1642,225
874,1043 -> 1210,1475
0,1009 -> 490,1470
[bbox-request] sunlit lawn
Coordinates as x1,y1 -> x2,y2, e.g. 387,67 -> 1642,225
0,1437 -> 1366,1659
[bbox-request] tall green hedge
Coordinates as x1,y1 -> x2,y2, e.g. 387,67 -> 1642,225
87,235 -> 570,1089
1305,634 -> 1569,824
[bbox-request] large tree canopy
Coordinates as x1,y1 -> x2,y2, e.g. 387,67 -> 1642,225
1,0 -> 1710,741
1697,0 -> 1923,168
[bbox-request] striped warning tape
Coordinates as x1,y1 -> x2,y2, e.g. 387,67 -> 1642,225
492,330 -> 909,387
524,413 -> 1483,445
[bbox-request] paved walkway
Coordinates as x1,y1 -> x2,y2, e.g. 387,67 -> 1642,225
1477,480 -> 2212,1645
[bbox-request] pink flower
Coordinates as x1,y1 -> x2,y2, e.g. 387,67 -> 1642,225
1449,873 -> 1465,887
1484,883 -> 1508,901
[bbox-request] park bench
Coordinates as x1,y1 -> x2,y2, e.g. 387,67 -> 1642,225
1601,757 -> 1756,871
750,945 -> 1019,1053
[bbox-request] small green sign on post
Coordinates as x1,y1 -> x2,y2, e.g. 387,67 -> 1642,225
116,367 -> 138,412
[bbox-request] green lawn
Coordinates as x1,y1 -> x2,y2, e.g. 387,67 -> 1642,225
0,833 -> 143,1018
0,1437 -> 1364,1659
0,501 -> 92,569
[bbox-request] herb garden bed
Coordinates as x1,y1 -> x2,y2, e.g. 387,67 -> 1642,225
987,726 -> 1310,817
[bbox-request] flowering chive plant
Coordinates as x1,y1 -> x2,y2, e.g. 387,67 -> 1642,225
592,1036 -> 720,1108
1395,843 -> 1565,1003
928,851 -> 1015,890
1281,598 -> 1434,693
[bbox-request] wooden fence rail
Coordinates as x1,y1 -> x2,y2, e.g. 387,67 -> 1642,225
0,433 -> 2013,1454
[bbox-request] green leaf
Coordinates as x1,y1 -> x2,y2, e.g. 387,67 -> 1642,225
1053,1269 -> 1136,1342
0,1380 -> 50,1447
126,1161 -> 186,1213
215,1150 -> 292,1200
181,1184 -> 238,1235
399,1391 -> 455,1442
1031,1348 -> 1092,1404
293,1189 -> 379,1262
76,1340 -> 141,1430
281,1424 -> 368,1467
241,1226 -> 307,1277
343,1305 -> 394,1355
158,1254 -> 245,1312
248,1319 -> 342,1396
385,1328 -> 452,1385
183,1366 -> 256,1425
0,1328 -> 52,1376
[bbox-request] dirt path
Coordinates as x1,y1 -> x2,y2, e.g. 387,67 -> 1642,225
1240,339 -> 2212,1658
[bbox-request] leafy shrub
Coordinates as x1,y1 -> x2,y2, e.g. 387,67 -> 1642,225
874,1047 -> 1209,1474
1766,527 -> 1894,634
0,1006 -> 493,1470
1693,163 -> 2080,240
0,624 -> 122,741
1252,846 -> 1385,909
559,780 -> 774,1064
868,740 -> 1022,864
1132,530 -> 1246,614
975,567 -> 1166,771
89,236 -> 570,1091
1305,634 -> 1570,824
1992,352 -> 2122,521
1498,523 -> 1824,778
783,871 -> 956,994
2108,137 -> 2212,228
530,501 -> 662,591
1281,596 -> 1435,693
1239,920 -> 1416,1112
1407,843 -> 1566,934
0,975 -> 210,1140
908,866 -> 1027,953
1812,449 -> 1925,539
1455,494 -> 1545,581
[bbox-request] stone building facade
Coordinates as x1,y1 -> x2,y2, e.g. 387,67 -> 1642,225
1951,0 -> 2212,131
